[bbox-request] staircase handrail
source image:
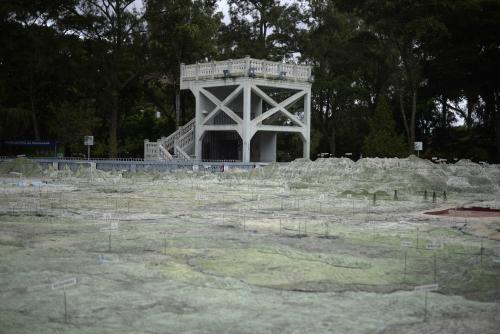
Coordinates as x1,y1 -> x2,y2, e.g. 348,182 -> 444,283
158,144 -> 173,160
160,118 -> 195,150
174,145 -> 191,160
174,128 -> 194,151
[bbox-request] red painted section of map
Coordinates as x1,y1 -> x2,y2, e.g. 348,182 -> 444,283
425,207 -> 500,218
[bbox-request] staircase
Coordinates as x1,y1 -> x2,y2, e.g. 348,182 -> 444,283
144,118 -> 195,161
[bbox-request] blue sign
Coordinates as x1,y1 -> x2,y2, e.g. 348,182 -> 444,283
2,140 -> 56,147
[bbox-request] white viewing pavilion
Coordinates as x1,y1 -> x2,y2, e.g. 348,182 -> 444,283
144,56 -> 312,163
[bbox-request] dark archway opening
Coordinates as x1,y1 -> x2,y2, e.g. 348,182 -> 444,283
276,133 -> 304,162
202,131 -> 242,161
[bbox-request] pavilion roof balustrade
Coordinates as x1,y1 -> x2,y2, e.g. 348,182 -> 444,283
180,57 -> 312,87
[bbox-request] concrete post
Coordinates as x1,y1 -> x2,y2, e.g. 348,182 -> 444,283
242,80 -> 251,163
303,89 -> 311,159
194,88 -> 203,160
143,139 -> 149,160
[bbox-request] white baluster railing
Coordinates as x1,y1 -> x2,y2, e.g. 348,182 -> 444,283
158,144 -> 173,160
174,128 -> 194,150
159,118 -> 195,151
144,141 -> 159,160
174,128 -> 194,160
180,57 -> 312,87
145,118 -> 196,161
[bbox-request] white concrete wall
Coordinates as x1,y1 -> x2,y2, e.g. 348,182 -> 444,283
259,132 -> 277,162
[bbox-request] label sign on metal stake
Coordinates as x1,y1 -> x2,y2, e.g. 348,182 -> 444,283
100,221 -> 119,232
401,240 -> 413,248
84,136 -> 94,160
195,192 -> 208,201
414,284 -> 439,292
100,221 -> 119,252
51,277 -> 77,290
51,277 -> 76,323
83,136 -> 94,146
426,243 -> 443,250
414,283 -> 438,322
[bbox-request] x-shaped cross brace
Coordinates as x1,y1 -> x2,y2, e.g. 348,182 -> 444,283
200,86 -> 243,126
251,86 -> 306,128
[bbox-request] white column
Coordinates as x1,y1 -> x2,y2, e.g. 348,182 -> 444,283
251,94 -> 262,118
194,87 -> 203,160
242,80 -> 251,163
303,87 -> 311,159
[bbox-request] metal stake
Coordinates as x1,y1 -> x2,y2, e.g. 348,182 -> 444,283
480,239 -> 484,265
416,228 -> 419,249
433,253 -> 437,283
424,292 -> 428,322
64,289 -> 68,323
403,251 -> 407,282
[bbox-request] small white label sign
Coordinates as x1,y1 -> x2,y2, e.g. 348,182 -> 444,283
401,240 -> 413,248
51,277 -> 77,290
84,136 -> 94,146
195,193 -> 208,201
414,142 -> 423,151
100,221 -> 119,232
426,243 -> 443,250
414,284 -> 439,292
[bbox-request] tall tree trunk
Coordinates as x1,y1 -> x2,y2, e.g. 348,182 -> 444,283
399,91 -> 410,146
30,94 -> 40,140
109,93 -> 118,158
328,126 -> 336,157
494,90 -> 500,162
29,74 -> 40,140
466,97 -> 474,131
410,88 -> 417,146
441,98 -> 448,130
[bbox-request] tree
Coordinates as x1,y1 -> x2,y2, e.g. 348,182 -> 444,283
434,0 -> 500,161
303,0 -> 393,157
219,0 -> 306,60
337,0 -> 448,148
145,0 -> 221,128
363,97 -> 408,157
69,0 -> 146,157
0,0 -> 77,140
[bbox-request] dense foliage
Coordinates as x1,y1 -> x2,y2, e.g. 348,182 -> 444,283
1,0 -> 499,161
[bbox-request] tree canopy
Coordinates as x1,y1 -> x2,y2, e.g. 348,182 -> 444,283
1,0 -> 499,162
